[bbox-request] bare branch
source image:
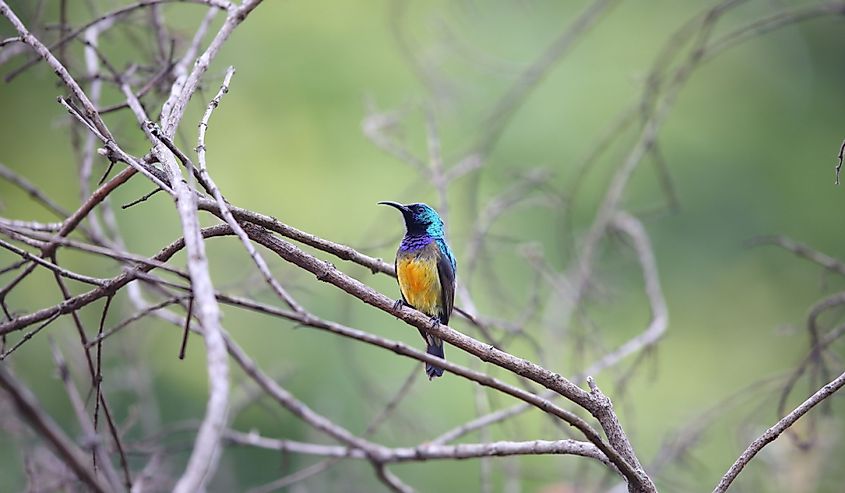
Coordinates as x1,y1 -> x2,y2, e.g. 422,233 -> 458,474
4,0 -> 233,83
163,151 -> 229,493
581,211 -> 667,376
0,165 -> 140,314
374,463 -> 414,493
226,429 -> 612,466
0,366 -> 111,493
431,212 -> 667,448
0,163 -> 71,219
195,66 -> 304,313
478,0 -> 620,154
713,368 -> 845,492
0,237 -> 107,287
48,339 -> 123,492
57,98 -> 172,193
160,0 -> 263,137
0,1 -> 113,140
196,198 -> 395,274
749,235 -> 845,277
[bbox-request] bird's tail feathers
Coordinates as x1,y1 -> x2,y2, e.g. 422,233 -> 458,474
425,336 -> 445,379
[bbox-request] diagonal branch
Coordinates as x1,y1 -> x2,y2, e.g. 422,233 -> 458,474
0,0 -> 113,140
0,366 -> 111,493
713,368 -> 845,492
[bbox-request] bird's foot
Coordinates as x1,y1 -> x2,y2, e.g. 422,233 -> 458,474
429,316 -> 440,330
392,299 -> 408,315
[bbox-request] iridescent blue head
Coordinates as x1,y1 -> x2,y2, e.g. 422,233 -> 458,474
378,201 -> 445,238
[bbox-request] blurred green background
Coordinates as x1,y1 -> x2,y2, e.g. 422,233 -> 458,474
2,1 -> 845,491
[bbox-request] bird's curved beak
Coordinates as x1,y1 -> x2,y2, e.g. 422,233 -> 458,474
378,201 -> 411,214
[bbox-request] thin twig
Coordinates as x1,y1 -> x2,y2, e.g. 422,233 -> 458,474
121,188 -> 164,209
194,66 -> 304,313
48,256 -> 132,488
713,368 -> 845,492
85,295 -> 191,348
0,312 -> 62,360
179,296 -> 194,360
749,235 -> 845,277
48,339 -> 123,491
4,0 -> 233,83
0,163 -> 71,219
0,0 -> 114,141
0,366 -> 110,493
93,296 -> 113,465
0,238 -> 107,287
580,211 -> 668,378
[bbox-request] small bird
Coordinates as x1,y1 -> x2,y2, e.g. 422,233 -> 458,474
379,201 -> 456,379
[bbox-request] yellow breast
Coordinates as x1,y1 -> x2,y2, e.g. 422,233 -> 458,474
397,256 -> 441,317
